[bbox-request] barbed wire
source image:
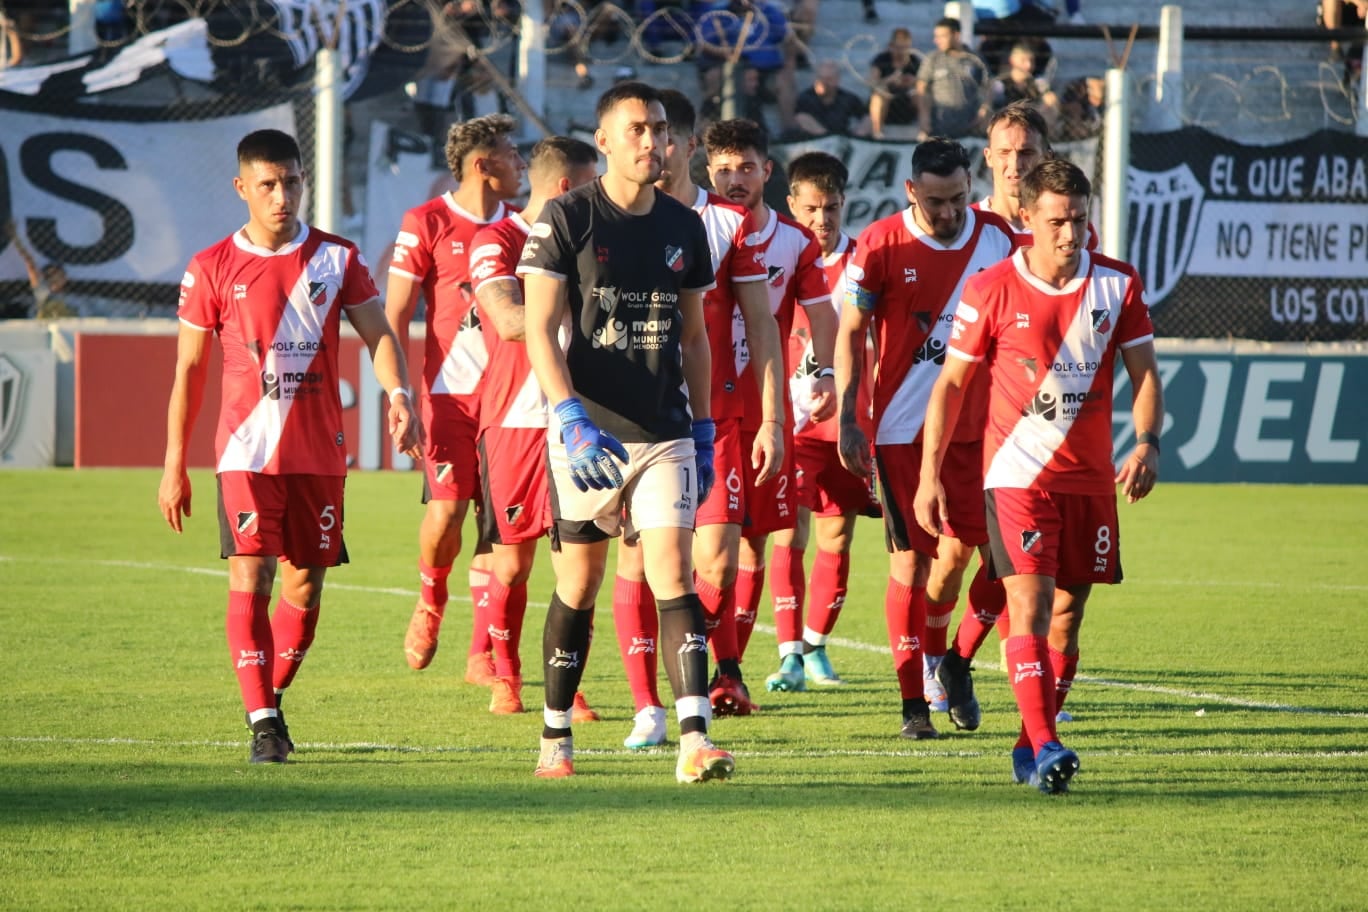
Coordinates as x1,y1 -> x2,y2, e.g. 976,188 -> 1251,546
1,0 -> 1358,131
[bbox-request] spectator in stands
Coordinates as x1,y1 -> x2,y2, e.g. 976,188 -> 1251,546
1321,0 -> 1368,88
1058,75 -> 1104,140
794,60 -> 871,137
701,65 -> 774,138
916,18 -> 991,140
1,13 -> 24,70
868,27 -> 923,140
990,42 -> 1060,133
95,0 -> 130,43
695,0 -> 791,133
4,220 -> 74,319
973,0 -> 1055,76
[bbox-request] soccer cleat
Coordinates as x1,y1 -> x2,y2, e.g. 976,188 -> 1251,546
404,600 -> 444,670
464,651 -> 497,687
534,736 -> 575,778
935,649 -> 982,731
803,646 -> 844,686
710,673 -> 759,716
899,699 -> 940,740
923,654 -> 949,712
765,653 -> 807,693
572,691 -> 601,724
1034,740 -> 1080,794
488,676 -> 524,714
248,721 -> 291,765
244,711 -> 294,756
624,705 -> 668,749
1011,745 -> 1037,785
676,738 -> 735,783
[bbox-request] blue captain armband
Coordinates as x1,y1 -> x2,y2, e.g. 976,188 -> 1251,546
845,285 -> 877,312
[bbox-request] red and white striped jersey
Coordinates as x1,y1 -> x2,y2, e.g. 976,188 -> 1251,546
389,195 -> 514,415
738,209 -> 830,431
468,213 -> 549,432
791,232 -> 869,442
691,187 -> 768,423
949,249 -> 1155,494
846,207 -> 1015,445
973,196 -> 1099,250
178,225 -> 378,475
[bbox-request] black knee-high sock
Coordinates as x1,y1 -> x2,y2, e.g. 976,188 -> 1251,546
658,593 -> 710,698
542,594 -> 593,738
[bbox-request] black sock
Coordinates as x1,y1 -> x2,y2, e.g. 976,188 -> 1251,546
802,640 -> 818,654
542,593 -> 593,738
717,657 -> 742,680
658,594 -> 709,700
902,697 -> 927,719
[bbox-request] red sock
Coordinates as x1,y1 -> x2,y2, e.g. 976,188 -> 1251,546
697,575 -> 740,664
227,591 -> 275,713
468,565 -> 492,656
733,564 -> 764,659
1006,635 -> 1058,752
269,597 -> 319,692
924,597 -> 953,658
953,565 -> 1007,659
769,545 -> 805,648
419,560 -> 451,610
487,578 -> 528,678
805,549 -> 849,637
1051,646 -> 1079,713
612,576 -> 661,711
884,579 -> 925,700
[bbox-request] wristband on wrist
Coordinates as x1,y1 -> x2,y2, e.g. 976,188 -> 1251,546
1136,431 -> 1160,452
388,386 -> 411,403
816,366 -> 835,379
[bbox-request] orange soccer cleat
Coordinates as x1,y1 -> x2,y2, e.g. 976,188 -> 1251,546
489,676 -> 524,714
404,600 -> 445,670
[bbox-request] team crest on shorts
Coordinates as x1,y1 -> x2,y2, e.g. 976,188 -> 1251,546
1020,529 -> 1043,555
237,511 -> 259,535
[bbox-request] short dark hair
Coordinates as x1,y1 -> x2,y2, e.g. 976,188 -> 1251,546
596,81 -> 662,123
237,129 -> 301,168
444,114 -> 517,182
935,16 -> 961,32
985,101 -> 1051,150
703,118 -> 768,159
1021,157 -> 1091,210
528,135 -> 599,181
786,151 -> 847,197
911,137 -> 971,179
658,88 -> 697,136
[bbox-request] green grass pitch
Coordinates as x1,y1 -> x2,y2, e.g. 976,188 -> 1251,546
1,470 -> 1365,910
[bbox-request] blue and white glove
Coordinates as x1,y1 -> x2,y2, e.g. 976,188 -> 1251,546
692,418 -> 716,503
554,397 -> 630,492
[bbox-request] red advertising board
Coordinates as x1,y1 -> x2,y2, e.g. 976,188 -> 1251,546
75,331 -> 425,470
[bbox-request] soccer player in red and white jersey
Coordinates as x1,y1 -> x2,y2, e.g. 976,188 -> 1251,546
762,150 -> 878,690
916,158 -> 1163,793
386,115 -> 526,683
467,136 -> 601,717
703,119 -> 839,697
929,102 -> 1098,717
611,92 -> 785,740
158,130 -> 422,764
834,138 -> 1015,740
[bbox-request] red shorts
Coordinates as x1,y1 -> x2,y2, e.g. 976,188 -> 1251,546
477,426 -> 551,545
793,437 -> 871,518
741,426 -> 797,536
940,439 -> 987,546
875,440 -> 987,556
984,487 -> 1122,587
422,394 -> 479,503
695,417 -> 746,528
217,472 -> 347,567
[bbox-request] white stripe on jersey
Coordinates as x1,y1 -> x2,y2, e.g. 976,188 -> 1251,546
983,255 -> 1131,489
218,237 -> 345,473
875,220 -> 1011,446
430,312 -> 489,397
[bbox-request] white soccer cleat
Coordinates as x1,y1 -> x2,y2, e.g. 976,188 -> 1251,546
624,705 -> 668,750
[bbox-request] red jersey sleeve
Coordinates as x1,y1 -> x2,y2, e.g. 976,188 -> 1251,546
794,234 -> 831,307
469,225 -> 520,294
340,246 -> 380,308
948,273 -> 995,363
177,256 -> 219,331
1114,269 -> 1156,348
843,228 -> 883,313
389,210 -> 431,282
734,209 -> 769,283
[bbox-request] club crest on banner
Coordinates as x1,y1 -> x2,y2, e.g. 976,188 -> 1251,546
1127,163 -> 1205,308
0,355 -> 26,456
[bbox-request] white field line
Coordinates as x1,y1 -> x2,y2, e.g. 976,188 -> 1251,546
5,555 -> 1368,720
5,735 -> 1367,762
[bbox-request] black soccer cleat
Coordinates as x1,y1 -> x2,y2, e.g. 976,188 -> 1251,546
936,648 -> 982,732
244,710 -> 294,755
249,725 -> 291,764
899,698 -> 940,740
